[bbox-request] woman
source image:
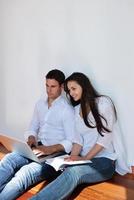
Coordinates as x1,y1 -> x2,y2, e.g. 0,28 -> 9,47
29,72 -> 122,200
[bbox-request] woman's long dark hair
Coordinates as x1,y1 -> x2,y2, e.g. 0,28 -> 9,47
64,72 -> 117,136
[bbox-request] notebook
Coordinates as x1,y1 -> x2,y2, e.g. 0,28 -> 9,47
0,134 -> 65,163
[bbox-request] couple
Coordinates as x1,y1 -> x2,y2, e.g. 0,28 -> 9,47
0,69 -> 127,200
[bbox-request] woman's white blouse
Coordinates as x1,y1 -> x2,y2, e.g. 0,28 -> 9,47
74,97 -> 117,160
73,96 -> 131,175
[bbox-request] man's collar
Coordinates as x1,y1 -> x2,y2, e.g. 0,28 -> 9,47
46,95 -> 62,107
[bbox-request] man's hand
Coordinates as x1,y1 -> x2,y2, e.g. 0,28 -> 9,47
27,136 -> 37,147
32,143 -> 64,156
35,145 -> 54,155
32,147 -> 45,157
32,145 -> 52,157
35,144 -> 64,155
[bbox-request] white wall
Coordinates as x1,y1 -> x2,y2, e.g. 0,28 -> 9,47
0,0 -> 134,165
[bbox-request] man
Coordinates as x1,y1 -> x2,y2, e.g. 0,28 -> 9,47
0,69 -> 75,200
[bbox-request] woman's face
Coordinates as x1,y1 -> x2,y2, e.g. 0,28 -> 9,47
67,81 -> 82,101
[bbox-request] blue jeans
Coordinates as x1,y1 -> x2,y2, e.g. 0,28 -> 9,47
0,152 -> 59,200
29,157 -> 115,200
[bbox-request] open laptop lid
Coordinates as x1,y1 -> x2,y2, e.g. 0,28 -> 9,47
0,134 -> 42,163
0,134 -> 66,163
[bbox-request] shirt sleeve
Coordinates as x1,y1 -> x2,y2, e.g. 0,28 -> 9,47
96,97 -> 116,148
59,106 -> 76,153
24,102 -> 40,141
72,133 -> 84,146
71,105 -> 84,146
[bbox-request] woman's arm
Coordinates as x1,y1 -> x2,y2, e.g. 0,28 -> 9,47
68,143 -> 104,161
83,143 -> 104,160
64,143 -> 82,161
70,143 -> 82,156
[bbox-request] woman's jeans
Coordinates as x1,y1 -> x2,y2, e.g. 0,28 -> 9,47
0,152 -> 59,200
30,157 -> 115,200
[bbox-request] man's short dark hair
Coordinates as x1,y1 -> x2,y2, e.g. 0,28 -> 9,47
46,69 -> 65,85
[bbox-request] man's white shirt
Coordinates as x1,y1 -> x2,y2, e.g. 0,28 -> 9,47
24,96 -> 75,153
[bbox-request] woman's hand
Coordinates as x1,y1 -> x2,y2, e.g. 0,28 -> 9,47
65,155 -> 85,161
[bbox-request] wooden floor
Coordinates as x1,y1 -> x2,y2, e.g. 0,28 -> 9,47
0,143 -> 134,200
17,173 -> 134,200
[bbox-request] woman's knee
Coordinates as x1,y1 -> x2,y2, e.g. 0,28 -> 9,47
64,166 -> 82,182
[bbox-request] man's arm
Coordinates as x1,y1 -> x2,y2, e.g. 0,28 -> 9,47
35,144 -> 65,155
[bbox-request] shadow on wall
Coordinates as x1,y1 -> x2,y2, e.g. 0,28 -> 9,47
0,66 -> 6,133
0,66 -> 25,140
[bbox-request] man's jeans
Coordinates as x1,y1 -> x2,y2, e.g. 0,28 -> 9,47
0,152 -> 59,200
30,157 -> 115,200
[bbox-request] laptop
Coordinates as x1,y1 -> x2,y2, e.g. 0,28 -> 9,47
0,134 -> 65,163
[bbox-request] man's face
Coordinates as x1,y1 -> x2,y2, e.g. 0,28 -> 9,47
46,79 -> 62,100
